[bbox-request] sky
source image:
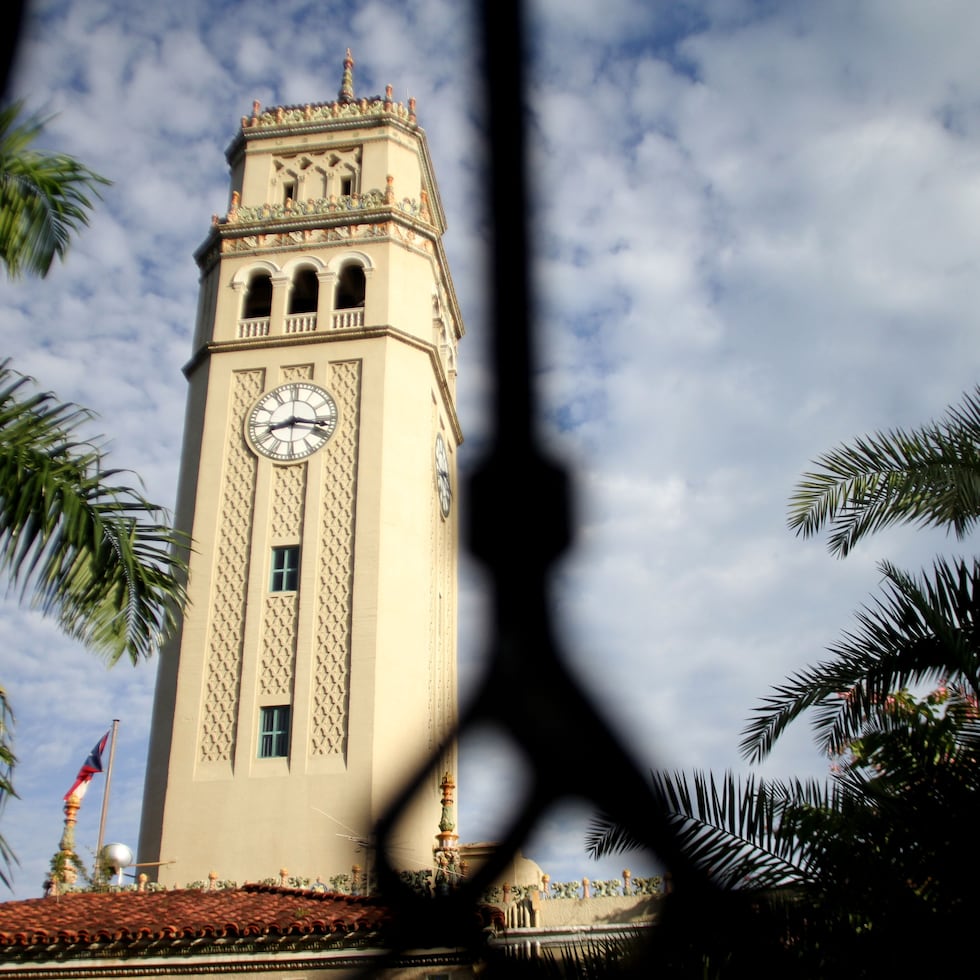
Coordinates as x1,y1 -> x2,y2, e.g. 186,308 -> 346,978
2,0 -> 980,901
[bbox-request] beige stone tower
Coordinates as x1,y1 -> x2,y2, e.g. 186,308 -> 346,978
139,52 -> 462,885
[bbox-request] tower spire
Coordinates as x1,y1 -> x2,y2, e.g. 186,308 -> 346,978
339,48 -> 355,103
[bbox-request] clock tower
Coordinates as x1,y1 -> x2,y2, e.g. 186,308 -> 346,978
139,52 -> 462,884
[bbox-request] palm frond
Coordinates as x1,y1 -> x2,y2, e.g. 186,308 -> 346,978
588,771 -> 840,892
0,687 -> 16,889
0,359 -> 187,665
741,557 -> 980,762
789,386 -> 980,556
0,101 -> 110,279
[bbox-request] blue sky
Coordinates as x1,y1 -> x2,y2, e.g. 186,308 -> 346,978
3,0 -> 980,900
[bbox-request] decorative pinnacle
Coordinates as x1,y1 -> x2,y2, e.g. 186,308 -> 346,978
438,771 -> 457,835
339,48 -> 355,103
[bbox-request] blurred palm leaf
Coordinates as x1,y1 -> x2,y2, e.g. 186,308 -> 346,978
0,687 -> 15,890
587,770 -> 843,892
788,386 -> 980,557
0,360 -> 187,665
741,557 -> 980,763
0,101 -> 109,278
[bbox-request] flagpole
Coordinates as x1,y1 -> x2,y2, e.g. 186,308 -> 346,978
95,719 -> 119,882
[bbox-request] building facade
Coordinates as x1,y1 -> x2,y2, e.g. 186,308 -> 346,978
139,52 -> 462,885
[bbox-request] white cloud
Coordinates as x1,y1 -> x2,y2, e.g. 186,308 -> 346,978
2,0 -> 980,901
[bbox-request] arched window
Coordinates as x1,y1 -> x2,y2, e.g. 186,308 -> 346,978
335,263 -> 365,309
243,271 -> 273,319
289,268 -> 319,315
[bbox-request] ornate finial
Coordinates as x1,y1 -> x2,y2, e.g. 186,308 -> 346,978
49,794 -> 84,892
385,174 -> 395,205
408,97 -> 417,123
384,84 -> 393,111
138,873 -> 148,892
434,771 -> 461,894
339,48 -> 355,103
438,771 -> 457,834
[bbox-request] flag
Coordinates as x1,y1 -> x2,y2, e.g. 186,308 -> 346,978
64,731 -> 110,801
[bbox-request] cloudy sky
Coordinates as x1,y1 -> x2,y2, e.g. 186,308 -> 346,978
3,0 -> 980,900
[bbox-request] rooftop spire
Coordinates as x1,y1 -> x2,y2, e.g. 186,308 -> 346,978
338,48 -> 355,104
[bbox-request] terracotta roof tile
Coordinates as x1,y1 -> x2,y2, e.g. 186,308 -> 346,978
0,884 -> 393,950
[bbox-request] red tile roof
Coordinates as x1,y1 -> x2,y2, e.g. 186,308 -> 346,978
0,884 -> 393,950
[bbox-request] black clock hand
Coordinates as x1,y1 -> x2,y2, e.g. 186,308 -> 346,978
268,416 -> 299,432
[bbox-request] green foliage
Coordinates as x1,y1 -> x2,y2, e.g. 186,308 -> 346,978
0,360 -> 187,665
0,687 -> 15,889
0,102 -> 110,279
788,385 -> 980,556
586,386 -> 980,973
491,930 -> 648,978
741,557 -> 980,763
0,362 -> 187,889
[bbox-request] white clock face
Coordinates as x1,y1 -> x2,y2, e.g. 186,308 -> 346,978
435,433 -> 452,518
246,382 -> 338,461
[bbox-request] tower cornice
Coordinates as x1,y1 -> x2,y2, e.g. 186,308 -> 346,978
222,101 -> 448,233
195,193 -> 438,267
181,325 -> 463,445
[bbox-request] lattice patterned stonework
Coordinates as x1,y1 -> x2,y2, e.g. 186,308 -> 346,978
309,360 -> 360,757
260,454 -> 307,699
199,369 -> 264,764
269,461 -> 307,540
260,594 -> 300,699
281,364 -> 314,383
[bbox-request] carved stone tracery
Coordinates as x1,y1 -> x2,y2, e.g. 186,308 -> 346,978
199,370 -> 264,764
309,360 -> 361,757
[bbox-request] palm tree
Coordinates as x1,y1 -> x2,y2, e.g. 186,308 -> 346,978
0,362 -> 186,665
788,385 -> 980,557
0,101 -> 109,278
588,388 -> 980,972
0,362 -> 187,887
0,105 -> 184,889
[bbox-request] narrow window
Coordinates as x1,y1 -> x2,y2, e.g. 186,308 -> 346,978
282,179 -> 296,205
243,272 -> 273,319
335,264 -> 366,309
270,545 -> 300,592
288,268 -> 319,314
259,705 -> 290,758
339,175 -> 353,197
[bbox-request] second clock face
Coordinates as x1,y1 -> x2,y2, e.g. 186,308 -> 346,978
435,433 -> 452,518
247,382 -> 338,461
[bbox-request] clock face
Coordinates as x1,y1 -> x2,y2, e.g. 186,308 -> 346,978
435,433 -> 452,518
246,382 -> 338,461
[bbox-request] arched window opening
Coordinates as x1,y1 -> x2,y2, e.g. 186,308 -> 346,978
335,264 -> 366,310
243,272 -> 273,319
289,268 -> 319,315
